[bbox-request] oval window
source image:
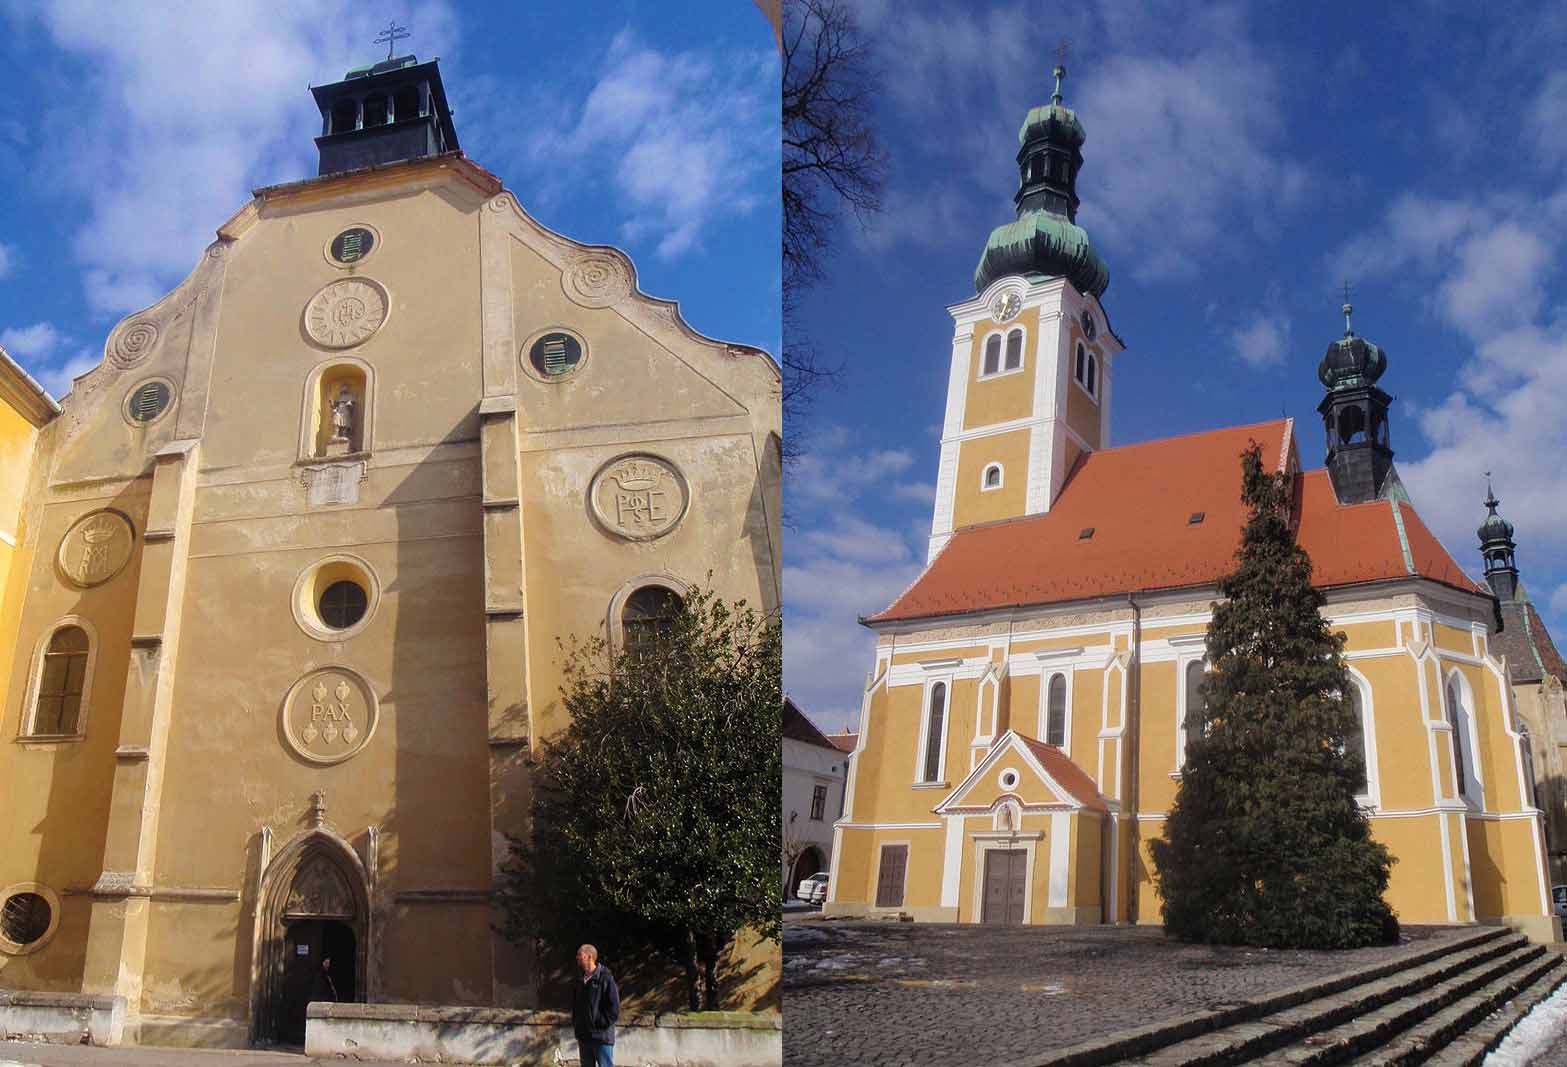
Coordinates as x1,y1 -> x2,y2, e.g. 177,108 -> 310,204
1,892 -> 51,949
529,332 -> 585,378
330,227 -> 377,265
126,380 -> 172,424
319,580 -> 369,630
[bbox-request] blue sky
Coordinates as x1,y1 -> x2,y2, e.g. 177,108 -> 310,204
0,0 -> 780,393
785,2 -> 1567,732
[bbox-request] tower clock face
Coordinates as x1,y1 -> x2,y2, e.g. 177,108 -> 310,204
1081,309 -> 1097,340
990,291 -> 1022,322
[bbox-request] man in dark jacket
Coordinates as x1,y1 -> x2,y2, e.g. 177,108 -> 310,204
572,944 -> 620,1067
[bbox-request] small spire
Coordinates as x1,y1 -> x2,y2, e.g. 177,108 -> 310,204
1052,37 -> 1069,104
1484,471 -> 1500,514
1341,280 -> 1354,338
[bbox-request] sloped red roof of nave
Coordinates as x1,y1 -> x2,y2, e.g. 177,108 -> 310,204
869,419 -> 1485,623
1016,735 -> 1109,812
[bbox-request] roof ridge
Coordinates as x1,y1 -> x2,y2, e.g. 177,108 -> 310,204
1086,417 -> 1290,458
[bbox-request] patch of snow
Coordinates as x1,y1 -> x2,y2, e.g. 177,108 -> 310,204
1484,978 -> 1567,1065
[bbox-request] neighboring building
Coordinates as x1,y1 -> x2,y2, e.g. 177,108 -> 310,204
0,55 -> 781,1047
782,699 -> 847,892
1478,490 -> 1567,884
825,730 -> 857,755
827,67 -> 1556,941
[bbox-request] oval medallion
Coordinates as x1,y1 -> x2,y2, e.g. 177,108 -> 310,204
304,278 -> 389,349
281,667 -> 379,765
589,453 -> 690,542
57,510 -> 135,588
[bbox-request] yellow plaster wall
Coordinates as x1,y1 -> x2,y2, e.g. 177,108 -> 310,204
1469,818 -> 1549,919
1063,321 -> 1102,450
1432,623 -> 1477,657
1356,654 -> 1435,813
951,430 -> 1031,529
1371,815 -> 1452,923
962,308 -> 1039,430
1139,659 -> 1179,812
833,829 -> 873,907
141,903 -> 249,1019
0,401 -> 37,539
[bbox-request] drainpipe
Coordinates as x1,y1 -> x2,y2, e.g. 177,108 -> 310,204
1123,592 -> 1143,924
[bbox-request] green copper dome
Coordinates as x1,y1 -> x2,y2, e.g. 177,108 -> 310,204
975,212 -> 1109,298
1477,486 -> 1515,545
1018,102 -> 1085,148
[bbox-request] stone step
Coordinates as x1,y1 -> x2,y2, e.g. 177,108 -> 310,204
1119,933 -> 1533,1067
1251,941 -> 1548,1064
1409,954 -> 1567,1067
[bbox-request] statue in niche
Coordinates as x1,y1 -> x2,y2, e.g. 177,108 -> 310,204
323,383 -> 357,456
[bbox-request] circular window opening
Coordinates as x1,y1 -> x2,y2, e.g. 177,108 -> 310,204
998,769 -> 1020,790
528,331 -> 585,379
329,226 -> 377,265
319,580 -> 369,630
1,892 -> 51,949
1081,309 -> 1097,341
125,379 -> 173,425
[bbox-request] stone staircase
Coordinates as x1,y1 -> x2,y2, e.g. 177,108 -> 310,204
1031,927 -> 1567,1067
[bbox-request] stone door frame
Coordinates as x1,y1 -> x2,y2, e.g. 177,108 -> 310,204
250,827 -> 374,1046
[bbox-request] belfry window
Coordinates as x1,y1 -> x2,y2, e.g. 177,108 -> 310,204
1045,673 -> 1067,748
30,626 -> 89,737
364,95 -> 389,128
330,98 -> 358,134
982,463 -> 1003,490
1075,342 -> 1086,384
921,682 -> 947,783
1004,329 -> 1024,371
1028,154 -> 1043,182
622,585 -> 683,656
1086,353 -> 1097,396
393,85 -> 420,122
982,334 -> 1002,377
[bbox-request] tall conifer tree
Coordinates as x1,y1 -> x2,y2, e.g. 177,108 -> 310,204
1149,444 -> 1396,948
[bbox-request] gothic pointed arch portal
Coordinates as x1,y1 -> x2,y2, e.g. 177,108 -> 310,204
251,827 -> 372,1046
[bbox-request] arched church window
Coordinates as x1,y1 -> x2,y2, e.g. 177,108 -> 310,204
1045,673 -> 1067,748
622,585 -> 683,656
982,463 -> 1002,490
1086,353 -> 1097,396
1339,405 -> 1365,444
364,95 -> 389,128
982,334 -> 1002,377
922,682 -> 947,783
1345,686 -> 1368,795
1180,660 -> 1206,764
1004,329 -> 1024,371
30,626 -> 89,737
1075,342 -> 1086,384
1445,677 -> 1468,798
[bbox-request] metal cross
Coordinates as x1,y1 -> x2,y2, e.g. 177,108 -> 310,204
375,20 -> 410,61
1055,36 -> 1070,66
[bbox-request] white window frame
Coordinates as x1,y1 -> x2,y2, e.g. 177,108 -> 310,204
19,617 -> 100,743
1443,668 -> 1484,809
1174,656 -> 1207,772
977,328 -> 1026,382
981,463 -> 1004,492
1345,667 -> 1381,810
1003,326 -> 1026,372
1037,669 -> 1072,750
914,675 -> 954,786
1072,342 -> 1100,404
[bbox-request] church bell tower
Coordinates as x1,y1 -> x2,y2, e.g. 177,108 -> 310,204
1317,301 -> 1394,504
309,52 -> 460,177
928,61 -> 1122,561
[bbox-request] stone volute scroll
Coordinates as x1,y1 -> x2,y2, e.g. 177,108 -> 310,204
562,250 -> 633,308
281,667 -> 379,765
588,453 -> 690,542
57,510 -> 136,588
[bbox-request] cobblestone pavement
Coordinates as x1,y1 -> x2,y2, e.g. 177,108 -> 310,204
782,919 -> 1465,1067
0,1041 -> 417,1066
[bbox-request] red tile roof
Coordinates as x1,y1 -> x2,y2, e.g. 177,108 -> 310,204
869,419 -> 1485,624
825,732 -> 858,753
1016,734 -> 1109,812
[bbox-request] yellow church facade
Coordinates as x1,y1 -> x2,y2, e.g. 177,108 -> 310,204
826,74 -> 1556,943
0,56 -> 780,1047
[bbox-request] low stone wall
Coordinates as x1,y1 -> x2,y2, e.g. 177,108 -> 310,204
306,1002 -> 781,1065
0,989 -> 126,1046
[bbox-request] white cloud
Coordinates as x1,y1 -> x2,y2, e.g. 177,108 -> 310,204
787,426 -> 916,506
38,348 -> 98,400
1551,583 -> 1567,616
0,322 -> 63,360
1230,307 -> 1291,369
472,29 -> 777,262
17,0 -> 459,318
0,242 -> 15,279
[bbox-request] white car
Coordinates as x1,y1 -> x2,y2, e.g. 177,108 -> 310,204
1552,884 -> 1567,920
796,872 -> 829,906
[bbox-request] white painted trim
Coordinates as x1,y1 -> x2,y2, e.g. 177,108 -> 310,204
1038,668 -> 1072,749
826,824 -> 844,905
940,814 -> 965,908
980,462 -> 1004,492
837,821 -> 943,830
914,675 -> 954,786
976,325 -> 1028,380
1443,667 -> 1485,809
972,669 -> 1000,747
1048,811 -> 1070,907
1344,666 -> 1383,811
1174,656 -> 1206,770
18,616 -> 101,742
1438,806 -> 1457,921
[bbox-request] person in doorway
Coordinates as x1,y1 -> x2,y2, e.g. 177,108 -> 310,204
572,943 -> 620,1067
311,955 -> 340,1005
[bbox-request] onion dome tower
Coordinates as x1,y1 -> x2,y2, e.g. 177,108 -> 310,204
1478,478 -> 1519,602
1317,299 -> 1394,504
973,62 -> 1109,297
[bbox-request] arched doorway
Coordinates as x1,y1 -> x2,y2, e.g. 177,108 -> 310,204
790,846 -> 825,890
252,833 -> 370,1047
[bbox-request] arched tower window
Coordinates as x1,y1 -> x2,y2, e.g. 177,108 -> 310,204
1044,673 -> 1067,748
29,625 -> 90,737
622,585 -> 684,656
1075,342 -> 1086,384
1004,329 -> 1024,371
1086,353 -> 1097,396
982,463 -> 1003,490
922,682 -> 947,783
982,334 -> 1002,377
1445,676 -> 1469,799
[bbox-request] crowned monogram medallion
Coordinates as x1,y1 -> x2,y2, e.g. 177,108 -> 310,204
57,510 -> 135,588
588,453 -> 690,541
281,667 -> 378,765
304,278 -> 389,349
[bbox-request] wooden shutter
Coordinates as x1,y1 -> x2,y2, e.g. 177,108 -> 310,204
875,845 -> 908,908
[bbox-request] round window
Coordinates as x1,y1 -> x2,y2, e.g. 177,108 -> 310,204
1081,309 -> 1097,341
1,891 -> 51,949
319,580 -> 369,630
998,768 -> 1020,790
527,331 -> 585,379
125,379 -> 173,424
329,226 -> 377,265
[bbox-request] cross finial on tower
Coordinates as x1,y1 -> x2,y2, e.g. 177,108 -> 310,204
1341,279 -> 1354,337
1484,471 -> 1500,513
1052,37 -> 1069,104
374,20 -> 410,62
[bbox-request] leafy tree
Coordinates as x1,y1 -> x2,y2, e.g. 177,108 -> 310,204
496,587 -> 782,1011
1149,444 -> 1397,948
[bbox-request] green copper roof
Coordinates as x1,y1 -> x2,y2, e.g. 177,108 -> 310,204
1018,103 -> 1086,147
975,210 -> 1108,297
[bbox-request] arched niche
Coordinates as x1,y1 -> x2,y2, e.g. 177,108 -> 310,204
299,357 -> 375,461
